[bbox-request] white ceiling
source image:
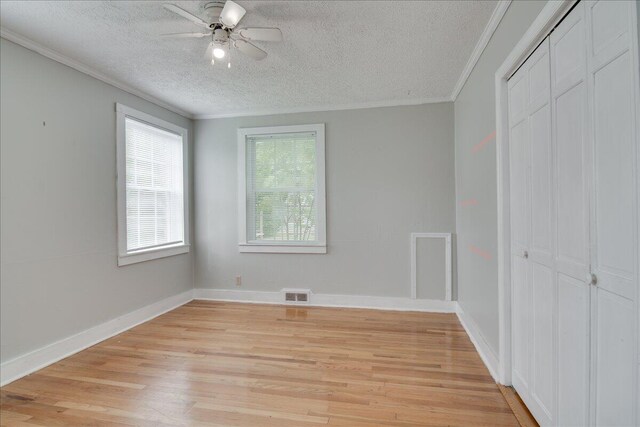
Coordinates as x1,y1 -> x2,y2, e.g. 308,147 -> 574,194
0,1 -> 498,118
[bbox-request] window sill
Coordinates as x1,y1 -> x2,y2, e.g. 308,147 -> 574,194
238,243 -> 327,254
118,244 -> 190,266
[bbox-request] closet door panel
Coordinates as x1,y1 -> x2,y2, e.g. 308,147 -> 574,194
551,4 -> 591,425
531,262 -> 554,420
509,71 -> 531,260
594,288 -> 635,426
587,1 -> 639,424
553,16 -> 587,96
555,83 -> 589,277
530,103 -> 553,262
590,0 -> 629,64
557,273 -> 591,427
512,254 -> 531,389
591,44 -> 635,300
527,40 -> 555,425
509,68 -> 531,388
529,48 -> 551,111
510,118 -> 530,255
509,71 -> 528,122
529,39 -> 553,263
552,2 -> 590,281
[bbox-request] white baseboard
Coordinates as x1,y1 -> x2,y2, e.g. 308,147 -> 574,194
193,288 -> 457,313
456,302 -> 500,382
0,289 -> 194,386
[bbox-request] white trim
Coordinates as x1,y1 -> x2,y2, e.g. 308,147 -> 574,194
239,244 -> 326,254
117,244 -> 191,266
451,1 -> 512,101
116,103 -> 191,266
116,103 -> 189,135
0,28 -> 193,119
0,289 -> 194,387
237,124 -> 326,254
495,1 -> 576,83
410,232 -> 453,301
494,0 -> 577,385
194,97 -> 452,120
193,288 -> 457,313
456,302 -> 500,382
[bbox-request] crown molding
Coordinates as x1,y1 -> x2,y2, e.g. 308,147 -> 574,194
0,27 -> 194,119
193,96 -> 453,120
450,0 -> 512,102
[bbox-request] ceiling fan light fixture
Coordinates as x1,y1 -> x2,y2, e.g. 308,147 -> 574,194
213,46 -> 226,59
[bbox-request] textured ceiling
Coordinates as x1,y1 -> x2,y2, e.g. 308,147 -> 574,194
0,1 -> 497,118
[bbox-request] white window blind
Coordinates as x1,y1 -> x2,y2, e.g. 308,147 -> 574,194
125,117 -> 184,252
246,132 -> 317,242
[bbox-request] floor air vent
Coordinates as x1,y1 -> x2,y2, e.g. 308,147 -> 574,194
282,289 -> 311,304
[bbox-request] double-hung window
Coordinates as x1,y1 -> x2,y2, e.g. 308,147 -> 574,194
116,104 -> 189,266
238,124 -> 326,253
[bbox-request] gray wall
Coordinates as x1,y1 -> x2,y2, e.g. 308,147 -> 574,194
454,1 -> 546,355
194,103 -> 455,296
0,39 -> 194,363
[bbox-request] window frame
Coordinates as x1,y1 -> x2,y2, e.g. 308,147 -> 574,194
237,124 -> 326,254
116,103 -> 190,266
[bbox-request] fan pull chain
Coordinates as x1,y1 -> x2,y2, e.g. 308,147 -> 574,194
227,39 -> 231,69
211,34 -> 215,66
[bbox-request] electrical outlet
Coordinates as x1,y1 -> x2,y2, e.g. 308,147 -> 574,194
235,276 -> 242,287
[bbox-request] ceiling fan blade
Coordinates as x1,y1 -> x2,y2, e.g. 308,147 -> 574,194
236,27 -> 282,42
235,39 -> 267,60
163,4 -> 210,29
161,32 -> 211,38
220,0 -> 246,29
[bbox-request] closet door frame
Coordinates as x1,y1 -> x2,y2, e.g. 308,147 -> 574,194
495,1 -> 640,412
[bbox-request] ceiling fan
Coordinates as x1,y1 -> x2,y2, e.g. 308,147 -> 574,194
161,1 -> 282,67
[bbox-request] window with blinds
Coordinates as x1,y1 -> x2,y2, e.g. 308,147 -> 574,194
246,132 -> 317,242
239,124 -> 326,253
124,117 -> 184,252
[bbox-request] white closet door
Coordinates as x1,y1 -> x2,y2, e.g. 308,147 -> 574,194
527,39 -> 555,426
507,2 -> 639,425
550,3 -> 592,426
509,59 -> 532,400
508,38 -> 554,426
586,1 -> 638,425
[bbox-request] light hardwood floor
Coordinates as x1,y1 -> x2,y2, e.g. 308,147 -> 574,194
498,385 -> 538,427
1,301 -> 525,426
